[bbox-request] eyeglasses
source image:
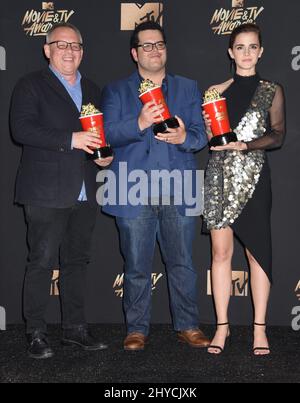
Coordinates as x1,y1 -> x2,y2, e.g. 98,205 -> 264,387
48,41 -> 83,51
136,41 -> 166,52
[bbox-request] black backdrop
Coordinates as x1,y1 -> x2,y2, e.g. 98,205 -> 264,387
0,0 -> 299,327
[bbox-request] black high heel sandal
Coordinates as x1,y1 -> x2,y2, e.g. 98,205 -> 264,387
207,322 -> 230,355
253,323 -> 270,355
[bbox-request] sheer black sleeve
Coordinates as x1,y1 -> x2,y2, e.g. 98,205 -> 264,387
246,84 -> 285,150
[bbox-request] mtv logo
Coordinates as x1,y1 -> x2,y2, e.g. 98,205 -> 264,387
0,46 -> 6,71
42,2 -> 54,10
232,270 -> 248,296
207,270 -> 249,297
232,0 -> 245,7
113,273 -> 124,289
50,269 -> 60,296
0,306 -> 6,331
113,273 -> 124,297
151,273 -> 163,290
121,3 -> 163,31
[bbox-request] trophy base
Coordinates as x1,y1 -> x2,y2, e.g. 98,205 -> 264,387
88,145 -> 113,160
210,132 -> 237,147
153,117 -> 179,135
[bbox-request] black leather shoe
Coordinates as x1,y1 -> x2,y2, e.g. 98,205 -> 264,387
27,330 -> 54,359
62,325 -> 108,351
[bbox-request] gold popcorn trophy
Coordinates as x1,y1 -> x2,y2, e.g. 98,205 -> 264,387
79,103 -> 113,160
202,89 -> 237,146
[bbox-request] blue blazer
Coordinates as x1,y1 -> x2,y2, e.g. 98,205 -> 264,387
100,71 -> 207,218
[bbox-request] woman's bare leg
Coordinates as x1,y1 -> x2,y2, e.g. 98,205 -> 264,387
246,249 -> 271,355
208,227 -> 233,354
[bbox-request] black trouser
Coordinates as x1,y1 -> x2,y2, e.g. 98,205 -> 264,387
23,203 -> 97,334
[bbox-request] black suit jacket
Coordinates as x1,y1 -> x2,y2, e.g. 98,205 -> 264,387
10,68 -> 101,208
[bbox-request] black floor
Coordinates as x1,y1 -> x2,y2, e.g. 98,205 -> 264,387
0,325 -> 299,383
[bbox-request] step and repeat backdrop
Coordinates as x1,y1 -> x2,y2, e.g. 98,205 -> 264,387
0,0 -> 299,327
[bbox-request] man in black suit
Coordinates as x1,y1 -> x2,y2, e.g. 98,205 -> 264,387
10,22 -> 112,359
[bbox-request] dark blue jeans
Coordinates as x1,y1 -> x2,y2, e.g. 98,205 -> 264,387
116,204 -> 199,336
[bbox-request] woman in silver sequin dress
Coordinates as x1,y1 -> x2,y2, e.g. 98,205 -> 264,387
203,24 -> 285,355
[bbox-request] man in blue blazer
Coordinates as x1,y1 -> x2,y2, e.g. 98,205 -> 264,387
101,21 -> 209,350
10,23 -> 112,359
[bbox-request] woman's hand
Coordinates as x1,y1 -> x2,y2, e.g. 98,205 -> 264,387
210,141 -> 248,151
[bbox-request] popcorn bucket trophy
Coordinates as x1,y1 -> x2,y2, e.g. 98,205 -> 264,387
202,89 -> 237,147
139,79 -> 179,135
79,103 -> 113,160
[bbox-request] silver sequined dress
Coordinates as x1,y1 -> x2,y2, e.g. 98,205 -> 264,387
203,74 -> 284,282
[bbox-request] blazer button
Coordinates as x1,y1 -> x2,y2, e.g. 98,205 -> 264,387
146,150 -> 150,154
59,146 -> 65,152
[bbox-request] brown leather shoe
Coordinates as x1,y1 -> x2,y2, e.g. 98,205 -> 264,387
178,329 -> 210,348
124,332 -> 147,351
